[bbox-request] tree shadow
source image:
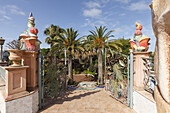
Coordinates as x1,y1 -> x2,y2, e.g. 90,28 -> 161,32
39,89 -> 100,112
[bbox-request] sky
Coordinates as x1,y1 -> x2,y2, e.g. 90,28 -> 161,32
0,0 -> 156,52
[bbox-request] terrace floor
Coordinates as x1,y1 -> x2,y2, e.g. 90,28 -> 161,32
39,88 -> 136,113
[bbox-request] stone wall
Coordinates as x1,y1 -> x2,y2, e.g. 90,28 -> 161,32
0,92 -> 6,113
0,90 -> 39,113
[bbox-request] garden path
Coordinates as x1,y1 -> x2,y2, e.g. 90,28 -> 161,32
39,87 -> 136,113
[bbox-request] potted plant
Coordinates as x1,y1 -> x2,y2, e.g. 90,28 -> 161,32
6,40 -> 24,66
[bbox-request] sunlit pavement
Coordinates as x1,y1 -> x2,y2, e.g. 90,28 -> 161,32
39,89 -> 136,113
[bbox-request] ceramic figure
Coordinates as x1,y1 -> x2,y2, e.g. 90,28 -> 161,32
129,22 -> 150,52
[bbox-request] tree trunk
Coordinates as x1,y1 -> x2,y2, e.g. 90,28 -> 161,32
90,55 -> 92,65
68,50 -> 73,84
98,48 -> 103,84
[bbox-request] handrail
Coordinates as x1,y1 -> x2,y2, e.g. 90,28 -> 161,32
142,57 -> 156,93
0,66 -> 6,82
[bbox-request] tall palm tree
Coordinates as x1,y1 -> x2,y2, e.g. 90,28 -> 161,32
87,26 -> 115,85
53,28 -> 84,83
83,36 -> 96,65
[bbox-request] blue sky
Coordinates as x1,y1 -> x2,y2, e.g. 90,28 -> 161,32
0,0 -> 155,51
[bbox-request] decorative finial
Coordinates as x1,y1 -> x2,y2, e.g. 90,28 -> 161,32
28,12 -> 35,28
29,12 -> 33,17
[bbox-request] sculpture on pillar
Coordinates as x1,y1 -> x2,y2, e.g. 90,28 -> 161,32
129,22 -> 150,52
19,12 -> 41,51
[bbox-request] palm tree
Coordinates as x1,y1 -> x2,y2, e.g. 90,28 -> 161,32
108,39 -> 123,52
87,26 -> 115,85
44,24 -> 65,62
83,36 -> 96,65
53,28 -> 84,84
44,24 -> 64,47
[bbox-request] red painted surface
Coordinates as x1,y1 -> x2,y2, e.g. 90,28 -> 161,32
30,27 -> 38,35
25,39 -> 37,51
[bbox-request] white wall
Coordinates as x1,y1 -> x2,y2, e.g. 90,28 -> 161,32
133,91 -> 157,113
0,90 -> 39,113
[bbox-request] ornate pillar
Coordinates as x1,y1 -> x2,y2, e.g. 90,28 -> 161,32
19,12 -> 41,91
22,51 -> 38,91
133,52 -> 151,88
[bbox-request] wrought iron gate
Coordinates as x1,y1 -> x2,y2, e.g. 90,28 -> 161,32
105,49 -> 133,108
38,50 -> 66,109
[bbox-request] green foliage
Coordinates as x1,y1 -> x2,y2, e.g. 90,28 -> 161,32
41,48 -> 50,56
43,52 -> 65,97
113,63 -> 123,81
44,24 -> 65,47
89,65 -> 94,72
86,26 -> 115,84
87,26 -> 115,50
45,62 -> 64,97
83,70 -> 96,75
41,47 -> 66,101
111,37 -> 131,55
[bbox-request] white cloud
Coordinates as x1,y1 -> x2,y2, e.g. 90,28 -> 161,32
82,18 -> 95,27
5,5 -> 25,15
85,1 -> 101,8
0,5 -> 25,23
114,0 -> 131,4
3,15 -> 11,20
83,8 -> 102,18
127,2 -> 149,11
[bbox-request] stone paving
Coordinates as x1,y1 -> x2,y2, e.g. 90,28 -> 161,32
39,89 -> 136,113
